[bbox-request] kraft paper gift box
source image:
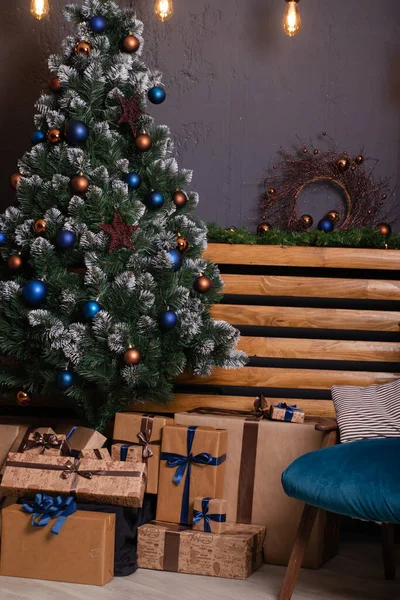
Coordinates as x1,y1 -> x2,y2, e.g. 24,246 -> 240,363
192,497 -> 227,534
65,426 -> 107,457
0,503 -> 115,586
156,424 -> 227,524
138,521 -> 265,579
79,448 -> 111,460
0,453 -> 147,508
175,411 -> 338,568
0,425 -> 22,470
269,403 -> 305,424
112,413 -> 174,494
21,428 -> 69,456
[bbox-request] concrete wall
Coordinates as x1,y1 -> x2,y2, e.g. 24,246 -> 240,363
1,0 -> 399,229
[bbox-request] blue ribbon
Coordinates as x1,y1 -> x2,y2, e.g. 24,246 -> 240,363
275,402 -> 302,422
120,445 -> 132,461
192,497 -> 226,532
21,494 -> 76,535
161,426 -> 226,524
66,426 -> 78,440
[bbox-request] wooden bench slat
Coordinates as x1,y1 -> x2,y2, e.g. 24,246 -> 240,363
176,367 -> 399,389
205,244 -> 400,270
212,304 -> 400,331
222,274 -> 400,300
238,337 -> 400,362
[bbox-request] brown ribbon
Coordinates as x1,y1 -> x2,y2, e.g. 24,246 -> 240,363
113,414 -> 159,461
23,432 -> 65,455
94,449 -> 103,460
188,395 -> 270,421
149,522 -> 191,572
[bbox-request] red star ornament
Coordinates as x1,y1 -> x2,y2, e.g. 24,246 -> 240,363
118,95 -> 148,136
99,209 -> 139,253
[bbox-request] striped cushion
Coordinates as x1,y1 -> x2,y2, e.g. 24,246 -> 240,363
332,379 -> 400,443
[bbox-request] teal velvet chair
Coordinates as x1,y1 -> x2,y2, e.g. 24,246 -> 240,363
278,420 -> 399,600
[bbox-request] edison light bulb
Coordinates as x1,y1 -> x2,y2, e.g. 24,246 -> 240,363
30,0 -> 50,20
154,0 -> 174,22
283,0 -> 301,37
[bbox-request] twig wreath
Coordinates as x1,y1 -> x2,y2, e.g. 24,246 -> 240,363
259,134 -> 394,232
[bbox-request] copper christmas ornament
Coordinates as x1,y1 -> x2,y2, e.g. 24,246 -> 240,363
300,214 -> 313,228
17,391 -> 31,406
326,210 -> 340,223
123,346 -> 141,365
177,235 -> 189,253
33,218 -> 47,234
71,173 -> 89,194
75,41 -> 92,55
47,128 -> 62,144
336,157 -> 350,172
355,155 -> 364,165
377,223 -> 391,236
194,274 -> 213,294
257,222 -> 272,234
48,75 -> 62,93
172,190 -> 188,208
121,34 -> 140,53
382,194 -> 387,200
313,149 -> 319,155
135,133 -> 152,152
268,188 -> 276,196
11,173 -> 22,189
8,255 -> 22,270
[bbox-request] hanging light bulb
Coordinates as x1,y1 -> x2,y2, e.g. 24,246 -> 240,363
30,0 -> 50,20
154,0 -> 174,22
283,0 -> 301,37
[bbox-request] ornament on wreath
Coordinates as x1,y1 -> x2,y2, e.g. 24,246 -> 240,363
135,132 -> 152,152
99,207 -> 139,253
336,157 -> 350,172
56,230 -> 76,249
83,300 -> 101,319
177,235 -> 189,253
168,249 -> 183,272
194,274 -> 213,294
17,391 -> 31,406
65,120 -> 89,145
148,86 -> 166,105
159,309 -> 178,330
11,173 -> 22,189
71,173 -> 89,194
48,75 -> 62,93
172,190 -> 188,208
326,210 -> 340,223
318,217 -> 335,233
88,15 -> 107,33
377,223 -> 391,237
57,369 -> 74,390
121,33 -> 140,53
32,131 -> 46,145
75,40 -> 92,55
47,128 -> 62,144
257,222 -> 272,234
355,155 -> 364,165
0,232 -> 6,244
8,254 -> 22,270
33,218 -> 46,235
267,188 -> 276,196
125,172 -> 142,190
299,214 -> 313,229
144,191 -> 164,210
23,280 -> 47,305
123,345 -> 141,365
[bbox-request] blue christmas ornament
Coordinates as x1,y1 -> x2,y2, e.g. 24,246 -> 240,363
31,130 -> 46,145
65,120 -> 89,145
126,172 -> 142,190
57,370 -> 74,390
88,15 -> 107,33
159,310 -> 178,330
318,218 -> 335,233
0,232 -> 6,245
56,230 -> 76,249
22,280 -> 48,305
144,191 -> 164,210
148,86 -> 166,105
83,300 -> 101,319
167,249 -> 183,272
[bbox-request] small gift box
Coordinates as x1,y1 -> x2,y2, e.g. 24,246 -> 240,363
0,503 -> 115,585
269,403 -> 305,424
156,425 -> 227,524
79,448 -> 111,460
112,413 -> 173,494
192,497 -> 227,534
0,453 -> 147,508
65,426 -> 107,457
22,428 -> 69,456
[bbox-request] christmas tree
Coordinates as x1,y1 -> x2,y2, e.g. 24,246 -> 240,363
0,0 -> 246,430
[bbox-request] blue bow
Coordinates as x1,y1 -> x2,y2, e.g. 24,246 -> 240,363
276,403 -> 301,422
21,494 -> 77,535
193,497 -> 227,532
161,426 -> 226,524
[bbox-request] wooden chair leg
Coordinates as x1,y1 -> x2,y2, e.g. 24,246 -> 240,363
278,504 -> 320,600
382,523 -> 396,580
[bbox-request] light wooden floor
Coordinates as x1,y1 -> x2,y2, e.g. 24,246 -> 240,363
1,534 -> 399,600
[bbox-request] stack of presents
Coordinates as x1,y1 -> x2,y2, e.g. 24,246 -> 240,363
0,400 -> 338,586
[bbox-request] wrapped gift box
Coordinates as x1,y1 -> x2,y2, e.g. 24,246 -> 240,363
112,413 -> 173,494
22,428 -> 69,456
0,503 -> 114,585
79,448 -> 111,460
269,403 -> 305,424
0,453 -> 146,508
138,521 -> 265,579
156,425 -> 227,525
65,426 -> 107,457
175,411 -> 338,568
192,497 -> 227,534
0,425 -> 22,470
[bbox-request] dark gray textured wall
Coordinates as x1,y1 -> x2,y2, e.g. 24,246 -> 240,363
1,0 -> 400,229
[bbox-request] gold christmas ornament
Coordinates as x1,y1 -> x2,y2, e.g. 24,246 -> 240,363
300,214 -> 313,228
8,255 -> 22,270
135,132 -> 152,152
194,274 -> 213,294
326,210 -> 340,223
336,157 -> 350,172
257,222 -> 272,234
177,235 -> 189,253
11,173 -> 22,189
121,34 -> 140,53
71,173 -> 89,194
75,41 -> 92,55
172,190 -> 188,208
48,75 -> 62,93
377,223 -> 391,237
47,128 -> 62,144
33,218 -> 47,234
355,155 -> 364,165
17,391 -> 31,406
268,187 -> 276,196
123,345 -> 142,365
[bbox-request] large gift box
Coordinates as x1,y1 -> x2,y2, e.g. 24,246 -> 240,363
156,425 -> 227,524
138,521 -> 266,579
0,503 -> 115,585
112,413 -> 173,494
175,411 -> 338,568
0,453 -> 147,507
